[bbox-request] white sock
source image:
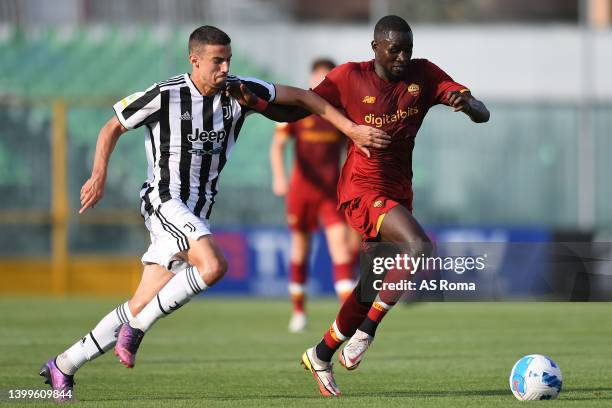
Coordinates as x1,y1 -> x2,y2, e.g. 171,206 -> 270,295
334,279 -> 356,296
56,302 -> 133,375
131,266 -> 207,332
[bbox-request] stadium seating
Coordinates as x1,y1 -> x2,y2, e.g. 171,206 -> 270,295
0,26 -> 270,97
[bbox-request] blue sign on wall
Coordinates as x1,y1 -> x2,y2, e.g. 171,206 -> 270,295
208,226 -> 551,298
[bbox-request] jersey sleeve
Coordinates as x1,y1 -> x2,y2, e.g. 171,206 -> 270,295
312,63 -> 352,108
235,76 -> 276,102
276,122 -> 295,138
425,60 -> 470,106
113,83 -> 161,130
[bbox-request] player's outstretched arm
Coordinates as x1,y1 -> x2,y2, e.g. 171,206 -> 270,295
79,116 -> 127,214
260,104 -> 311,123
447,91 -> 490,123
273,85 -> 391,157
269,128 -> 290,196
227,81 -> 390,157
225,78 -> 310,122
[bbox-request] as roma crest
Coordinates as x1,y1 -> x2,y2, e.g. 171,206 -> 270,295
407,83 -> 420,96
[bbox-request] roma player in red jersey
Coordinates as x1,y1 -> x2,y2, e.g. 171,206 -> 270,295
228,15 -> 487,396
294,16 -> 490,396
270,59 -> 359,333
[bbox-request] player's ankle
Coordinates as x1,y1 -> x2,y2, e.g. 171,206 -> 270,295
55,354 -> 78,376
312,346 -> 331,366
358,318 -> 378,337
128,318 -> 146,332
314,341 -> 335,363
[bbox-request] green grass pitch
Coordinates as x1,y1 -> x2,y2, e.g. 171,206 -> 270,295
1,298 -> 610,407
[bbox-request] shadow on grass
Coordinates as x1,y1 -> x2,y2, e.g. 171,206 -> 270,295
559,387 -> 612,401
349,386 -> 612,401
78,387 -> 612,403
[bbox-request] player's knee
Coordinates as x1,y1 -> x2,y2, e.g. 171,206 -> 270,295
290,250 -> 308,264
327,240 -> 350,263
128,297 -> 148,315
214,258 -> 228,278
290,233 -> 310,263
409,234 -> 433,258
193,257 -> 227,286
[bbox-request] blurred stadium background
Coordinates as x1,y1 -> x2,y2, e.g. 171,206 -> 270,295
1,0 -> 611,299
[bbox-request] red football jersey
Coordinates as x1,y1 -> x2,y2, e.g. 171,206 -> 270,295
278,115 -> 345,199
313,59 -> 468,205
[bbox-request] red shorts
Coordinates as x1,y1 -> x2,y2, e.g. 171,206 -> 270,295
340,192 -> 413,241
286,192 -> 344,233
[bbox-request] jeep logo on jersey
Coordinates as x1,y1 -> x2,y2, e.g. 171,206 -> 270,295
187,128 -> 227,143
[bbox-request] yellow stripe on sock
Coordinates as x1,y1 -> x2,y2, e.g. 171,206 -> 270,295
329,325 -> 342,343
373,302 -> 389,313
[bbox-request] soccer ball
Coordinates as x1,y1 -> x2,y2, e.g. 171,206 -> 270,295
509,354 -> 563,400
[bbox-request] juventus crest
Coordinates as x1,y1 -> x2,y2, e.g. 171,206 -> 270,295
222,104 -> 232,121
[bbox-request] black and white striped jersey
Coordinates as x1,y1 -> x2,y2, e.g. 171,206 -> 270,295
113,73 -> 275,219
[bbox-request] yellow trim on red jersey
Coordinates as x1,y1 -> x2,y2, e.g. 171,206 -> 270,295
376,213 -> 386,233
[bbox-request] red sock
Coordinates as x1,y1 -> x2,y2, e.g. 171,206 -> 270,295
289,262 -> 306,313
333,262 -> 354,302
315,286 -> 371,362
367,301 -> 391,323
360,264 -> 412,335
322,321 -> 346,349
334,286 -> 371,338
359,300 -> 392,337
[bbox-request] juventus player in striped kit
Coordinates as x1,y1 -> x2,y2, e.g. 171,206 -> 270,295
39,25 -> 391,402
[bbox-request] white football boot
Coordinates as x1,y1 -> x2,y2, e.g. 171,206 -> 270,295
300,347 -> 341,397
288,312 -> 307,333
339,329 -> 373,370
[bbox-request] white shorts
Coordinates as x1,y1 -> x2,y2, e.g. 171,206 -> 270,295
141,199 -> 211,272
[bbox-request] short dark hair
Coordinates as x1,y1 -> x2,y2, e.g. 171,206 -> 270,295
374,15 -> 412,40
311,58 -> 336,72
189,25 -> 231,54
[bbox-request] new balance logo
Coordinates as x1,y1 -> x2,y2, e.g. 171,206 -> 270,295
362,96 -> 376,104
180,111 -> 192,121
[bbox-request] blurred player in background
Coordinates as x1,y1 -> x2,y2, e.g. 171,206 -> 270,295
296,15 -> 491,396
270,58 -> 359,333
39,25 -> 390,403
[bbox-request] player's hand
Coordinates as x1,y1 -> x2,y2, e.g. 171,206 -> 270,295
448,91 -> 472,114
226,80 -> 258,107
79,174 -> 105,214
272,177 -> 288,197
346,125 -> 391,158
